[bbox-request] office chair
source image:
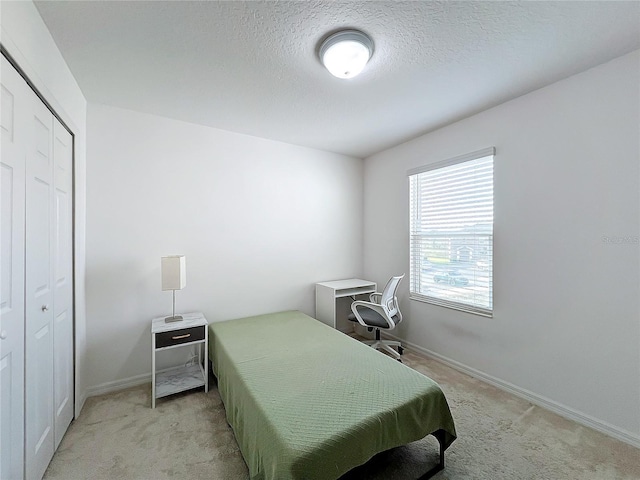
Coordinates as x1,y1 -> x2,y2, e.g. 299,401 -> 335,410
348,274 -> 405,361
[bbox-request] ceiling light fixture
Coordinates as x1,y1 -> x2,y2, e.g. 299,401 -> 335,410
319,29 -> 374,79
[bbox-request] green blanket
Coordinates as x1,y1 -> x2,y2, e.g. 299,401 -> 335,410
209,310 -> 456,480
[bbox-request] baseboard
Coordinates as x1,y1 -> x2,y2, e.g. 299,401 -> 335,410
383,332 -> 640,449
86,372 -> 151,398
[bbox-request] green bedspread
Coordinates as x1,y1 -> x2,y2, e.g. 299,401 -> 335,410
208,310 -> 456,480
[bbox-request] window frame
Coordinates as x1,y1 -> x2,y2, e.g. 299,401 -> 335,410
408,147 -> 495,317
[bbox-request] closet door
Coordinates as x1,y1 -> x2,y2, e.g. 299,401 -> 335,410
25,89 -> 55,480
1,55 -> 74,480
52,119 -> 73,448
1,55 -> 28,480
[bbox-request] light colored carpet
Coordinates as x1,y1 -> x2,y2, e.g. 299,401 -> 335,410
44,349 -> 639,480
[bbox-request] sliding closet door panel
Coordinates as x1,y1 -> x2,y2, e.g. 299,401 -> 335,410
53,119 -> 73,448
0,55 -> 27,480
25,91 -> 55,480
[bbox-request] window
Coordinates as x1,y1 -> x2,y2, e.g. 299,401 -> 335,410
408,147 -> 494,316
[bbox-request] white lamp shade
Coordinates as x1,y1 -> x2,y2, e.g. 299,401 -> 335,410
161,255 -> 186,291
319,30 -> 373,79
322,41 -> 370,78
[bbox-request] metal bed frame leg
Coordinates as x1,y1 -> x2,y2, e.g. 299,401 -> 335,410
418,434 -> 445,480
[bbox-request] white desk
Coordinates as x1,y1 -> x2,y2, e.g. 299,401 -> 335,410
315,279 -> 377,332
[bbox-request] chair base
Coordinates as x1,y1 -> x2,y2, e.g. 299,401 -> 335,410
363,338 -> 403,360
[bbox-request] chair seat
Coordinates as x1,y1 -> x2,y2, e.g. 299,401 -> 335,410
348,309 -> 399,329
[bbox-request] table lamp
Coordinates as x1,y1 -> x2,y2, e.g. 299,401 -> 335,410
161,255 -> 186,323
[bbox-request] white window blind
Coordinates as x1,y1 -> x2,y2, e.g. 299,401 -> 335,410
409,148 -> 494,316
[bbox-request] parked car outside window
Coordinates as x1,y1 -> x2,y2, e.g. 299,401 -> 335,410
433,271 -> 469,286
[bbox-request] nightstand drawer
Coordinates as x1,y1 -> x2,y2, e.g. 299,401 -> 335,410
155,326 -> 205,348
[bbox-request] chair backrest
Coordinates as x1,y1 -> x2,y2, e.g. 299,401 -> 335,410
380,274 -> 404,319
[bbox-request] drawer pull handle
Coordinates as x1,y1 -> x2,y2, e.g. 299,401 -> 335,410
172,334 -> 191,340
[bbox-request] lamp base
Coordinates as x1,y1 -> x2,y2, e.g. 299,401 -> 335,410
164,315 -> 183,323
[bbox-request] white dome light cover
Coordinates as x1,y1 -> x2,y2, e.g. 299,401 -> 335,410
319,30 -> 374,79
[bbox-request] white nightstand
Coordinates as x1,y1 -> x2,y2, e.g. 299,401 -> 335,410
151,311 -> 208,408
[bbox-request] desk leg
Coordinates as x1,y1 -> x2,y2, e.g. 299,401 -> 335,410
315,285 -> 337,328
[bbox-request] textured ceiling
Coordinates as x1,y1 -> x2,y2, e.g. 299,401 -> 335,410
34,1 -> 640,158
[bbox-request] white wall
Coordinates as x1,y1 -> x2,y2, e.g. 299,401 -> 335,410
1,1 -> 88,416
363,50 -> 640,446
85,104 -> 363,390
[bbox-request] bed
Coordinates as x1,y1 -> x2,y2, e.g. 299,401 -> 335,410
208,310 -> 456,480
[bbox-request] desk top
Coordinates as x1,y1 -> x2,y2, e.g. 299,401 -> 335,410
316,278 -> 376,291
151,311 -> 208,333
